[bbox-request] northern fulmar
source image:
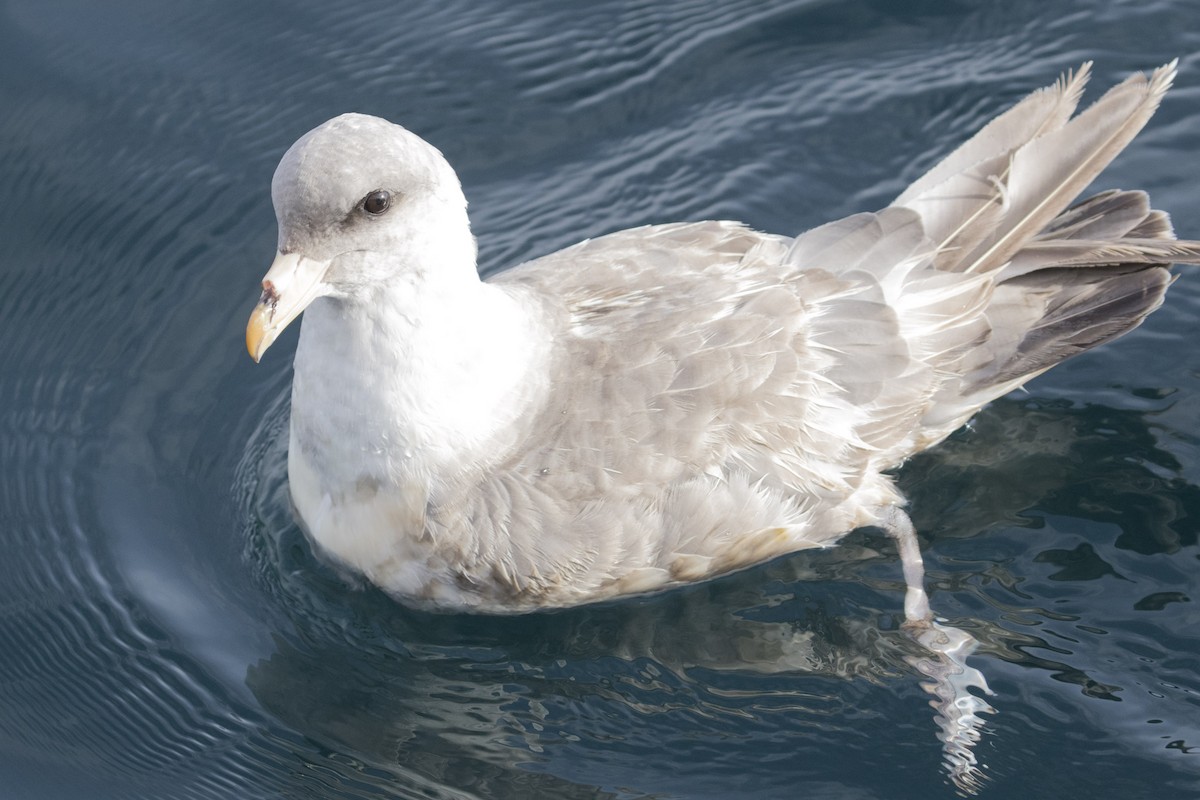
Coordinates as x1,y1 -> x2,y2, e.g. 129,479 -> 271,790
246,61 -> 1200,792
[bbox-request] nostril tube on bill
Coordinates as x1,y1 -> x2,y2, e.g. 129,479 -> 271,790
260,281 -> 280,310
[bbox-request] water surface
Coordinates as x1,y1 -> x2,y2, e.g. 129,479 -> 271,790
3,0 -> 1200,797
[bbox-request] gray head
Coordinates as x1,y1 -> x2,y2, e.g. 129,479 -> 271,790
271,114 -> 466,259
247,113 -> 476,361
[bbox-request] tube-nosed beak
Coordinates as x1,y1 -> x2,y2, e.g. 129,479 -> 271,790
246,251 -> 331,362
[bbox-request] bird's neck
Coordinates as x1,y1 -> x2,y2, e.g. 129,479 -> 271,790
288,265 -> 550,498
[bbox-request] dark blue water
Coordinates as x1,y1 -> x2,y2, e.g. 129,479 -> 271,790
4,0 -> 1200,797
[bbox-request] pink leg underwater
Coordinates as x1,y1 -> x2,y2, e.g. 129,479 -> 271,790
880,505 -> 995,794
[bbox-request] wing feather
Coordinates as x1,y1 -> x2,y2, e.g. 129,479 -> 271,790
960,61 -> 1178,274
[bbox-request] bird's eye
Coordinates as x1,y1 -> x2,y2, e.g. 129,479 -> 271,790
363,190 -> 391,215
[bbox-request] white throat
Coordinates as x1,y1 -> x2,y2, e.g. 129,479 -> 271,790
288,268 -> 549,499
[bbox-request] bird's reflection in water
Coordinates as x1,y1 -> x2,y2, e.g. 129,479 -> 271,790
246,576 -> 988,796
243,395 -> 1200,796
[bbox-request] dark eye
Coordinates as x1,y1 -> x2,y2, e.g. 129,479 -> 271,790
363,190 -> 391,215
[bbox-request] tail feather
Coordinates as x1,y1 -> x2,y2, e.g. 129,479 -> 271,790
1036,189 -> 1153,240
1127,210 -> 1174,239
959,61 -> 1178,275
1005,237 -> 1200,277
972,266 -> 1172,390
895,63 -> 1091,206
890,62 -> 1200,444
894,62 -> 1180,276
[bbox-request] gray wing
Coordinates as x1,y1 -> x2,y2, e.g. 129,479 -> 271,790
430,219 -> 956,605
492,219 -> 938,494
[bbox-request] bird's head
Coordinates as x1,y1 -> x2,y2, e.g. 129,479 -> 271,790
246,113 -> 472,361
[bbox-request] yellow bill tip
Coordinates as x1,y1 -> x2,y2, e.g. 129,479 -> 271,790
246,303 -> 270,363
